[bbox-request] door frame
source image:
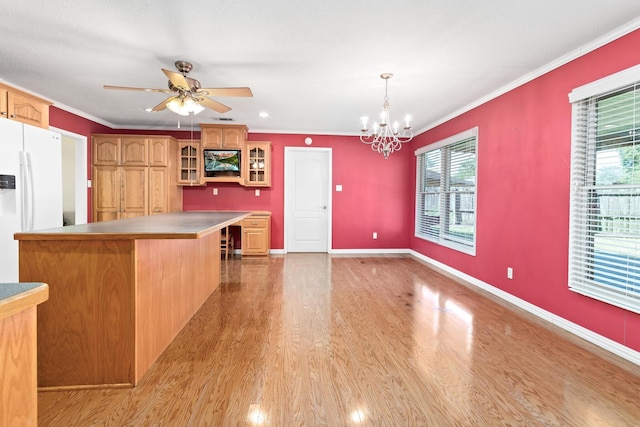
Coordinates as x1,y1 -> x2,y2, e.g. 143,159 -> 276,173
50,126 -> 88,225
283,146 -> 332,254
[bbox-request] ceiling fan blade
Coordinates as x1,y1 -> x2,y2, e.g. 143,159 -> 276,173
162,69 -> 191,90
151,96 -> 174,112
199,96 -> 232,114
197,87 -> 253,97
103,85 -> 171,93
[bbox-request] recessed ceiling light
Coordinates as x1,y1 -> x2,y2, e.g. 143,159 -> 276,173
145,108 -> 153,112
259,111 -> 269,118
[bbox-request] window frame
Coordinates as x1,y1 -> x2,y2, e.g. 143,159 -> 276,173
415,127 -> 478,255
568,65 -> 640,314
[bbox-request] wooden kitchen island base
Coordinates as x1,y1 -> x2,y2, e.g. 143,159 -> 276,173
15,212 -> 249,390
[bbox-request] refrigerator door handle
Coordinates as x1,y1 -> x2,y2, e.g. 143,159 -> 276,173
19,151 -> 29,231
25,152 -> 35,231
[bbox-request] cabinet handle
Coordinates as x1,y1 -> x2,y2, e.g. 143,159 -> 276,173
0,111 -> 7,116
10,114 -> 16,118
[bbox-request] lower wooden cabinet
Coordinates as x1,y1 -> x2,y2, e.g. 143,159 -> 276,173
241,212 -> 271,257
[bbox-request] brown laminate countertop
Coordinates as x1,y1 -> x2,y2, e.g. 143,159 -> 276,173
14,211 -> 252,241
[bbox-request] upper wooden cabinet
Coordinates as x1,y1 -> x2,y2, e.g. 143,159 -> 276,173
93,135 -> 149,166
0,83 -> 51,129
177,140 -> 204,186
149,138 -> 170,166
200,124 -> 247,149
244,141 -> 272,187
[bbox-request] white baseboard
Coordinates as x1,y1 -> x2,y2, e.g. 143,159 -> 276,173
409,250 -> 640,367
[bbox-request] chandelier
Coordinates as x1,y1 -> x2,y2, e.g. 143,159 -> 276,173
359,73 -> 413,159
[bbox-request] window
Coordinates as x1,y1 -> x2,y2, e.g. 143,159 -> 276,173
569,65 -> 640,313
415,127 -> 478,255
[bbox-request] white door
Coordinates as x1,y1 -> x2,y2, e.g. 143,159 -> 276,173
285,148 -> 331,252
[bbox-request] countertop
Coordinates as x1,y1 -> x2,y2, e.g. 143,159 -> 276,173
0,282 -> 49,320
14,211 -> 252,241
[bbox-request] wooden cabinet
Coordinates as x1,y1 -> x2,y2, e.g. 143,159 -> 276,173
92,166 -> 148,221
241,212 -> 271,257
92,134 -> 182,222
244,141 -> 271,187
0,83 -> 51,129
177,140 -> 204,185
93,135 -> 148,166
200,124 -> 247,149
0,283 -> 48,427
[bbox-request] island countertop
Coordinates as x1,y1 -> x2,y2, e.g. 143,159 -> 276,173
0,282 -> 49,321
14,211 -> 252,241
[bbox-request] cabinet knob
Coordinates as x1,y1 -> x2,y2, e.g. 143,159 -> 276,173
0,111 -> 7,116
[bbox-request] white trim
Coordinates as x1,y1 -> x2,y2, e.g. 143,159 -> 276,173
330,248 -> 409,255
409,250 -> 640,367
414,127 -> 478,155
569,64 -> 640,103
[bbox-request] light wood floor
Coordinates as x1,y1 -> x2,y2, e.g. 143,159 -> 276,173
38,254 -> 640,426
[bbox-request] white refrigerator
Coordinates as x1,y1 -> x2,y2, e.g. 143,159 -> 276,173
0,119 -> 63,283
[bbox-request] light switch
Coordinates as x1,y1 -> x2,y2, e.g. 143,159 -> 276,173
336,184 -> 343,192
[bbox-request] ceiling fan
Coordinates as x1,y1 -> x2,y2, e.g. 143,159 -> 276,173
103,60 -> 252,116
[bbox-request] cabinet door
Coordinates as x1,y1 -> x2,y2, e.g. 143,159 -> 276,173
93,166 -> 120,222
148,167 -> 168,215
244,141 -> 271,187
6,90 -> 49,129
201,126 -> 223,148
243,227 -> 268,255
93,136 -> 120,165
149,138 -> 169,166
121,137 -> 148,165
120,167 -> 148,217
177,141 -> 203,185
0,88 -> 7,120
222,127 -> 244,149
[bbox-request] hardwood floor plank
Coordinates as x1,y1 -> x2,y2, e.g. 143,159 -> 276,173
38,254 -> 640,426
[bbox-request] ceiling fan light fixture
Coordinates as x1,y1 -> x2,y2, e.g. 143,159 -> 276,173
166,96 -> 205,116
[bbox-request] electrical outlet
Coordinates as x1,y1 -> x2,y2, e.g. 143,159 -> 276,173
255,189 -> 260,196
212,188 -> 218,196
507,267 -> 513,279
373,232 -> 378,239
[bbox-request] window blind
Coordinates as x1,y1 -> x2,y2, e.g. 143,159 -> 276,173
415,128 -> 477,255
569,79 -> 640,313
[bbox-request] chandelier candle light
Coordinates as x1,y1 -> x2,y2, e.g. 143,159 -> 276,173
360,73 -> 413,159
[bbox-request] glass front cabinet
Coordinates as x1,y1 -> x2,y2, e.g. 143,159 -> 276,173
243,141 -> 272,187
177,140 -> 204,186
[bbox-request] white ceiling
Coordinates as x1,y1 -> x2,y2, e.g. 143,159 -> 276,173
2,1 -> 640,135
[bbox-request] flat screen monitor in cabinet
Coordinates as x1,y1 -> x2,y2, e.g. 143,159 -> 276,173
203,149 -> 241,177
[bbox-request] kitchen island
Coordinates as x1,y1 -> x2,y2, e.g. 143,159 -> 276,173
14,211 -> 250,390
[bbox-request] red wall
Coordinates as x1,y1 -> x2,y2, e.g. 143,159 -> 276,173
182,133 -> 414,250
409,29 -> 640,352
